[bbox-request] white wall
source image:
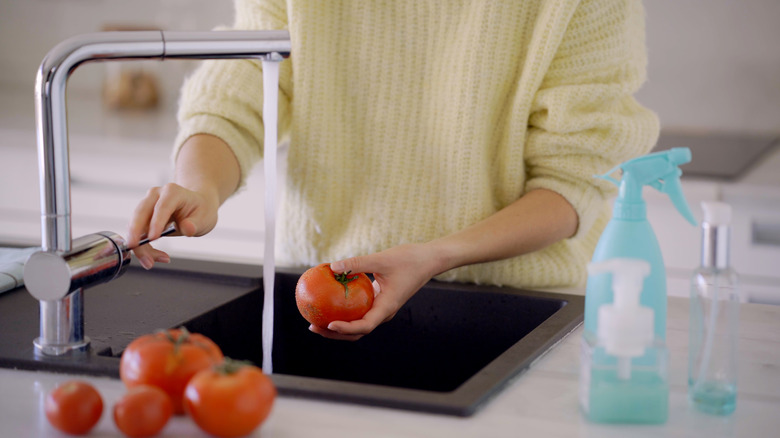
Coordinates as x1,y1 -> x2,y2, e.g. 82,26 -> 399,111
0,0 -> 234,104
1,0 -> 779,134
636,0 -> 780,134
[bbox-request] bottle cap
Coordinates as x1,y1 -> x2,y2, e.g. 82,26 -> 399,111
700,201 -> 732,268
701,201 -> 732,226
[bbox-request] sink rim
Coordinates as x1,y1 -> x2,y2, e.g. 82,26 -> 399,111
0,258 -> 583,417
268,276 -> 583,416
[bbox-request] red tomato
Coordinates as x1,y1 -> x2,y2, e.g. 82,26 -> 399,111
44,380 -> 103,435
295,263 -> 374,328
119,328 -> 223,414
113,385 -> 173,438
184,360 -> 276,438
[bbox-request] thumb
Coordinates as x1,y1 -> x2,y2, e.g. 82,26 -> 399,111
330,255 -> 375,275
176,217 -> 198,237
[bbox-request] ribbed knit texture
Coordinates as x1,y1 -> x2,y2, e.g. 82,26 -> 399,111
174,0 -> 659,288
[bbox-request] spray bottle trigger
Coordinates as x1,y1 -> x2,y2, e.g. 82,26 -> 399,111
660,169 -> 698,226
595,173 -> 621,186
595,162 -> 625,187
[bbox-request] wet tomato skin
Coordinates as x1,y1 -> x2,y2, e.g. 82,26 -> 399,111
295,263 -> 374,328
44,380 -> 103,435
119,328 -> 223,414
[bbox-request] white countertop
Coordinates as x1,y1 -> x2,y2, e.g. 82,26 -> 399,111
1,297 -> 779,437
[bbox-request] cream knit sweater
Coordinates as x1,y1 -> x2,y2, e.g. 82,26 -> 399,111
174,0 -> 659,288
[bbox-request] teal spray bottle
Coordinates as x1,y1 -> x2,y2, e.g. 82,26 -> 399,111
585,148 -> 697,341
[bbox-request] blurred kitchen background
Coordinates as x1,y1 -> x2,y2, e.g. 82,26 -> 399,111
1,0 -> 779,133
0,0 -> 778,301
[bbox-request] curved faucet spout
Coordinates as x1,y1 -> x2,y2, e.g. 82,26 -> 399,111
29,29 -> 291,355
35,30 -> 290,253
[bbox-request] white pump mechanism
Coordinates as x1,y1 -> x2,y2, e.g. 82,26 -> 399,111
587,258 -> 653,380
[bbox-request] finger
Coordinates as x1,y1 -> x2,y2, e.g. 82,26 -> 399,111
149,247 -> 171,264
330,254 -> 378,275
127,188 -> 161,247
327,301 -> 391,335
177,217 -> 198,237
132,245 -> 170,270
148,184 -> 191,239
132,245 -> 155,270
308,324 -> 363,341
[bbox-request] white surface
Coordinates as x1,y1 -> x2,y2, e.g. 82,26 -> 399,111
635,0 -> 780,133
0,297 -> 778,437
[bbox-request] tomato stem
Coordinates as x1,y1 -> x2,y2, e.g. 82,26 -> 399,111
157,326 -> 190,354
215,358 -> 254,375
334,270 -> 358,299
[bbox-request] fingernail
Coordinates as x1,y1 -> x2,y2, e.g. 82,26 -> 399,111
155,255 -> 171,264
330,261 -> 345,272
139,256 -> 154,270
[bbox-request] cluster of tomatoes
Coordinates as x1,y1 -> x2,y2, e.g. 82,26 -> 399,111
44,328 -> 276,437
44,264 -> 370,437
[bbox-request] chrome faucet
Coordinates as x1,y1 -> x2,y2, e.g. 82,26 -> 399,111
23,30 -> 291,356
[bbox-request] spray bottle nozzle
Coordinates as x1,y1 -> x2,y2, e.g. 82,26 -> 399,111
596,147 -> 697,226
587,258 -> 654,380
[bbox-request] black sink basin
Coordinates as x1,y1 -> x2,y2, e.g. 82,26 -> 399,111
0,258 -> 583,416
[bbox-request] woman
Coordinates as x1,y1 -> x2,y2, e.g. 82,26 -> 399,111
128,0 -> 659,340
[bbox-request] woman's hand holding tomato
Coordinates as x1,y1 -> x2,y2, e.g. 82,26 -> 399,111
184,360 -> 276,438
308,243 -> 442,341
119,328 -> 223,414
295,263 -> 374,331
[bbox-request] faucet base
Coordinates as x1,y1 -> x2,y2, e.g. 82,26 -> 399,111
34,290 -> 90,356
33,336 -> 91,356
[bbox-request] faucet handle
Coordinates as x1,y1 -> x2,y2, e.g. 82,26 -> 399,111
125,223 -> 177,251
24,232 -> 131,301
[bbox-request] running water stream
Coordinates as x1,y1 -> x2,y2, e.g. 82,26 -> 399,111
261,59 -> 280,374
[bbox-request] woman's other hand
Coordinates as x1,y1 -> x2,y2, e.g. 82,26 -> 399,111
310,243 -> 442,341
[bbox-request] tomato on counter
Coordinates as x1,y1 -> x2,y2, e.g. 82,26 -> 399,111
295,263 -> 374,328
113,385 -> 173,438
119,328 -> 223,414
184,360 -> 276,438
44,380 -> 103,435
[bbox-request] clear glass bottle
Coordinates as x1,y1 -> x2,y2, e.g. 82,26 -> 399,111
689,202 -> 740,415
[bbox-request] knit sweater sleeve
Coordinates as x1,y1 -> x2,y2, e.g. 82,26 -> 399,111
172,0 -> 292,189
523,0 -> 659,240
